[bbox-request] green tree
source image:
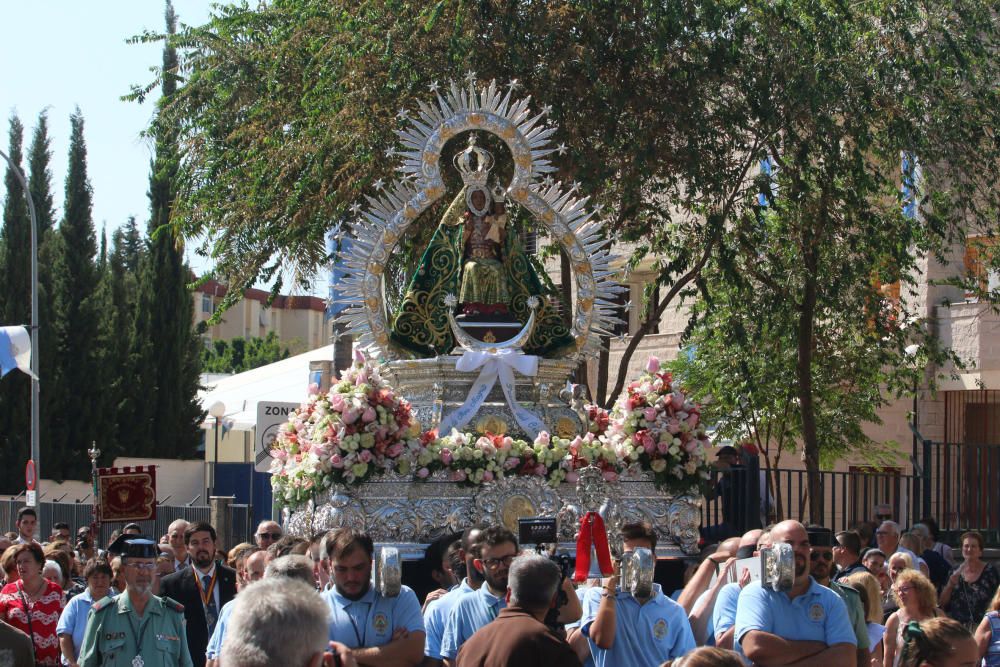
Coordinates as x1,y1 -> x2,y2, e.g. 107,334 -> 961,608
49,109 -> 102,480
127,0 -> 205,459
0,115 -> 32,491
140,0 -> 1000,515
201,332 -> 291,374
95,218 -> 145,460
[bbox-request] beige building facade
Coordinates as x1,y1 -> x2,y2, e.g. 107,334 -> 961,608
193,278 -> 329,355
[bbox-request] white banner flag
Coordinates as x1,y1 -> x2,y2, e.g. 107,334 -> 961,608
0,326 -> 37,379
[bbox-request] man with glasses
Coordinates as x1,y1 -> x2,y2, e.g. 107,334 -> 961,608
253,520 -> 283,550
79,535 -> 193,666
320,527 -> 424,666
440,526 -> 519,666
808,526 -> 869,667
735,520 -> 856,666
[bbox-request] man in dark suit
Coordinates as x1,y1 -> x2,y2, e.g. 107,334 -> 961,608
160,521 -> 237,667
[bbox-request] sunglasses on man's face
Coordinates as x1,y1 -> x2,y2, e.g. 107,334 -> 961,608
809,551 -> 834,562
257,532 -> 282,540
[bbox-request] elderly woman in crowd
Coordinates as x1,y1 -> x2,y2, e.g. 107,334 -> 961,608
941,531 -> 1000,631
56,558 -> 114,667
883,551 -> 915,620
0,542 -> 66,666
884,570 -> 942,667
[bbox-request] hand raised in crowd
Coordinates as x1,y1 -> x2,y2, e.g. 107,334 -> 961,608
738,563 -> 752,589
324,641 -> 358,667
421,587 -> 449,612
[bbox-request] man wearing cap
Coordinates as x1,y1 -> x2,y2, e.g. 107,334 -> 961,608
807,526 -> 870,667
159,522 -> 237,667
78,535 -> 193,667
701,446 -> 749,542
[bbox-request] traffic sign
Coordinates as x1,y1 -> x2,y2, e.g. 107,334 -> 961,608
25,459 -> 36,491
255,401 -> 300,473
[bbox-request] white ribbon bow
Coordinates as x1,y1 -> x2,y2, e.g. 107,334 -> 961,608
439,349 -> 546,438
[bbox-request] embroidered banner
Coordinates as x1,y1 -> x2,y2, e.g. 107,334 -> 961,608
98,466 -> 157,522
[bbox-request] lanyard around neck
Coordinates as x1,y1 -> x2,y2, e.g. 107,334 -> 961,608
193,567 -> 218,606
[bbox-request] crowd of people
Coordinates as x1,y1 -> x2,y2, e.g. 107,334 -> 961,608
0,504 -> 998,667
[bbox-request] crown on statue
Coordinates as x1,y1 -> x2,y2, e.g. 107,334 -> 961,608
453,133 -> 494,189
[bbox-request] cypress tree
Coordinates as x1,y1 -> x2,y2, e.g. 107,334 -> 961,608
130,0 -> 204,459
49,109 -> 101,479
27,111 -> 63,485
0,115 -> 31,491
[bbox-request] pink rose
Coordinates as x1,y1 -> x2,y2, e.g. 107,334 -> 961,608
667,419 -> 681,434
535,431 -> 551,447
358,449 -> 372,463
343,409 -> 360,424
386,443 -> 404,458
440,448 -> 453,465
671,392 -> 685,410
656,440 -> 669,454
362,407 -> 377,423
328,393 -> 346,410
534,463 -> 547,476
683,439 -> 699,453
686,413 -> 700,428
353,348 -> 366,366
308,382 -> 320,395
504,457 -> 520,470
450,470 -> 467,482
417,467 -> 430,479
646,356 -> 660,373
565,471 -> 580,484
602,470 -> 618,482
482,470 -> 494,482
643,407 -> 658,422
330,454 -> 344,468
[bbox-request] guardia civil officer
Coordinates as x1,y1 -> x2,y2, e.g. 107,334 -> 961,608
78,535 -> 193,667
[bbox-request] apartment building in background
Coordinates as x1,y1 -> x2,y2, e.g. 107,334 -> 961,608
193,278 -> 328,355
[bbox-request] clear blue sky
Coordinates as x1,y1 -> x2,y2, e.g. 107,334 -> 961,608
0,1 -> 326,294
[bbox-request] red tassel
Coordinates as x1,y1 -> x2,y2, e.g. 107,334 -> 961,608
574,511 -> 615,582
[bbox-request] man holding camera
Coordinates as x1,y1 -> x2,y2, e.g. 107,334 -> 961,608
455,554 -> 580,667
734,520 -> 856,667
320,527 -> 425,667
580,521 -> 695,667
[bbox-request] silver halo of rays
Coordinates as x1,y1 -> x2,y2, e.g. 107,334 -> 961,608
334,76 -> 626,360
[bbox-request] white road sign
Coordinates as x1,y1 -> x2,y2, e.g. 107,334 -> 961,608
255,401 -> 300,473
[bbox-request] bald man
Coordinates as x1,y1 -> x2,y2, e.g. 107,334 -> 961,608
734,521 -> 856,667
168,519 -> 192,572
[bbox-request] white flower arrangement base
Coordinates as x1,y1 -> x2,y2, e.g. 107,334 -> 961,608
283,471 -> 702,559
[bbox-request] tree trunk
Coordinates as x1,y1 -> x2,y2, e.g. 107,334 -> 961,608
798,236 -> 822,524
604,240 -> 715,408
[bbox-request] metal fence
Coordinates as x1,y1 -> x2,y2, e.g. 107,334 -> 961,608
0,500 -> 254,548
924,441 -> 1000,545
702,465 -> 922,536
702,449 -> 999,546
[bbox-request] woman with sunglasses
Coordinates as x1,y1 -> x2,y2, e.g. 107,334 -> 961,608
884,570 -> 942,667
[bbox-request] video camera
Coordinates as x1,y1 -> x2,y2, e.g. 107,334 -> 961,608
518,517 -> 573,630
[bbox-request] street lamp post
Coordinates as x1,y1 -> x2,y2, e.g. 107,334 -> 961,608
208,401 -> 226,499
0,148 -> 41,505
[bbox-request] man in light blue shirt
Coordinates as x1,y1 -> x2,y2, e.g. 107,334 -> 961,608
320,528 -> 424,667
714,528 -> 770,650
424,526 -> 486,666
439,526 -> 519,664
205,550 -> 268,666
581,521 -> 696,667
735,520 -> 856,666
